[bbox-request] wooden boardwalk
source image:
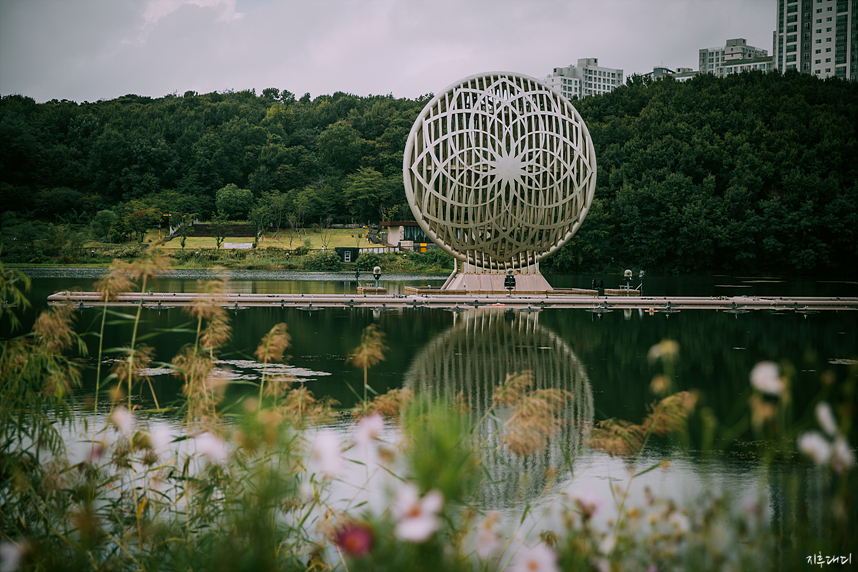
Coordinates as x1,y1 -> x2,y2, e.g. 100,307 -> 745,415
48,291 -> 858,313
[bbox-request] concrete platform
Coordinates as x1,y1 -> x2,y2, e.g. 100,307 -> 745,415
441,272 -> 554,294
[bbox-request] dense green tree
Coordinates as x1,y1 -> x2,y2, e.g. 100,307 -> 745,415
215,184 -> 254,220
90,209 -> 118,242
317,120 -> 364,175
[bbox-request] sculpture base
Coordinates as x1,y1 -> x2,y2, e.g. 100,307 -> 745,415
441,272 -> 554,294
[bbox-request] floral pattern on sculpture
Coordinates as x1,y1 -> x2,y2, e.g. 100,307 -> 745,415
404,72 -> 597,271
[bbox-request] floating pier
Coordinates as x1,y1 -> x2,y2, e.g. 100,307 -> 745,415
47,291 -> 858,313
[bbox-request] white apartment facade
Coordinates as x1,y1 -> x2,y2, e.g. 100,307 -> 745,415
699,38 -> 770,77
772,0 -> 856,80
542,58 -> 624,99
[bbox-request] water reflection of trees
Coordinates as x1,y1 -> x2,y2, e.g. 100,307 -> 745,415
405,309 -> 593,508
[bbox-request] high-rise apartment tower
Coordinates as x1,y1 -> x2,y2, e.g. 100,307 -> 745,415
772,0 -> 856,79
542,58 -> 624,99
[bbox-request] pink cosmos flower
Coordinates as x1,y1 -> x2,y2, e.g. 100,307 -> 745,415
572,490 -> 604,519
312,430 -> 344,478
334,523 -> 374,556
510,543 -> 559,572
392,482 -> 443,542
353,413 -> 385,447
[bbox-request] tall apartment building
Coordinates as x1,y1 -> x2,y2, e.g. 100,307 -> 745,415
699,39 -> 771,77
772,0 -> 856,80
542,58 -> 624,99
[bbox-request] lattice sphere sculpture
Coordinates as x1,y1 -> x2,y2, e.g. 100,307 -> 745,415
404,72 -> 597,271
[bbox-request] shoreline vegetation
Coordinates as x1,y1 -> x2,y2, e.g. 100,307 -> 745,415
3,228 -> 456,274
1,255 -> 856,572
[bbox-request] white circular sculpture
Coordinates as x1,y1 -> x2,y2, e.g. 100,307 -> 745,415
403,72 -> 597,272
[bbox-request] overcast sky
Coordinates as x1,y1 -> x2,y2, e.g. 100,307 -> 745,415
0,0 -> 774,103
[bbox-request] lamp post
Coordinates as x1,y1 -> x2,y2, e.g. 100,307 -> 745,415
504,268 -> 516,297
373,266 -> 381,290
624,269 -> 632,290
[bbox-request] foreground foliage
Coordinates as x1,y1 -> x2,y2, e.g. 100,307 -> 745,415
1,258 -> 855,571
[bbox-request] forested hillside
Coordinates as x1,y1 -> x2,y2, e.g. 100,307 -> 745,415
1,72 -> 856,275
552,71 -> 858,275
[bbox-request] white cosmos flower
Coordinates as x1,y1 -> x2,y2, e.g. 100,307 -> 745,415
750,361 -> 784,396
0,540 -> 25,572
353,413 -> 385,447
814,402 -> 838,436
510,543 -> 559,572
473,512 -> 501,559
831,436 -> 855,474
599,534 -> 616,555
669,512 -> 690,534
798,431 -> 831,465
110,407 -> 133,438
194,432 -> 228,465
311,430 -> 344,478
392,482 -> 443,542
148,423 -> 173,460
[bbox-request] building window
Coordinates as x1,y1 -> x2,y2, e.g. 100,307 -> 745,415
826,58 -> 831,62
788,54 -> 798,62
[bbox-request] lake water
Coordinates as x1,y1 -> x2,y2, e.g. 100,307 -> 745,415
5,268 -> 858,529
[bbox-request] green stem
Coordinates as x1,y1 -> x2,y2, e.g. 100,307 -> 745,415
128,276 -> 146,410
92,292 -> 108,445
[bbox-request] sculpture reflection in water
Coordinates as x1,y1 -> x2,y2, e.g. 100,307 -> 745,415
404,309 -> 594,508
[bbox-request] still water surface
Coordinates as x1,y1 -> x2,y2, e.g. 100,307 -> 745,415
8,268 -> 858,524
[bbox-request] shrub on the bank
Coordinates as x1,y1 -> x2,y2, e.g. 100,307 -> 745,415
304,250 -> 342,271
356,252 -> 383,271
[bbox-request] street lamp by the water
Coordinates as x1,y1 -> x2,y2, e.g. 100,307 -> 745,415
504,269 -> 516,297
373,266 -> 381,289
624,269 -> 632,290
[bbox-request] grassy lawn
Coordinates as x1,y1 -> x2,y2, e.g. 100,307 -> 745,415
84,228 -> 375,251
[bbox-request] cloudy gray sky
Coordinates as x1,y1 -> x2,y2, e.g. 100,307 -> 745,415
0,0 -> 774,103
